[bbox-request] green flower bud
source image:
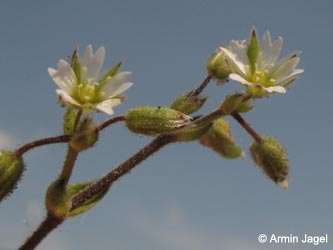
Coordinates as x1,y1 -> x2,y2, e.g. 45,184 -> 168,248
220,93 -> 246,114
173,123 -> 212,142
126,106 -> 192,136
237,98 -> 253,113
0,151 -> 25,201
206,48 -> 231,84
46,179 -> 69,219
199,118 -> 243,159
170,93 -> 207,115
249,136 -> 289,189
66,181 -> 111,217
70,117 -> 99,152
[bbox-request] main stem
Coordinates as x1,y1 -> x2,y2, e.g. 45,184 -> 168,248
71,134 -> 175,210
18,214 -> 64,250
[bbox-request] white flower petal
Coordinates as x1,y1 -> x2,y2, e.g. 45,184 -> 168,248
48,61 -> 76,93
271,55 -> 301,80
100,71 -> 133,97
229,40 -> 248,66
275,68 -> 304,85
95,98 -> 122,115
271,50 -> 301,72
56,89 -> 81,106
110,82 -> 133,98
259,32 -> 283,69
264,86 -> 286,93
229,73 -> 253,86
220,47 -> 248,77
81,45 -> 94,67
276,77 -> 297,88
81,45 -> 105,79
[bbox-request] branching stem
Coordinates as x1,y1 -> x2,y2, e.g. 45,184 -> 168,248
231,112 -> 263,143
14,135 -> 71,157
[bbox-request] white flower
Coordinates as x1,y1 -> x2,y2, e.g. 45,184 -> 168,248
48,45 -> 133,115
219,27 -> 303,97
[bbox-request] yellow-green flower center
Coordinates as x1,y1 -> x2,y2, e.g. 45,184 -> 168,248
248,70 -> 275,87
77,82 -> 97,103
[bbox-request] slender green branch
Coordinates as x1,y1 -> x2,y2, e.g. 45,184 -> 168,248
70,134 -> 176,210
231,112 -> 263,143
189,74 -> 213,97
59,146 -> 79,186
14,135 -> 71,157
96,115 -> 126,132
18,213 -> 64,250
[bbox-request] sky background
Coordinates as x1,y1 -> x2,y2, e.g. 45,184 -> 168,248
0,0 -> 332,249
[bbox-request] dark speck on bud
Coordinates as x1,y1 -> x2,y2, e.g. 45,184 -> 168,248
249,136 -> 289,189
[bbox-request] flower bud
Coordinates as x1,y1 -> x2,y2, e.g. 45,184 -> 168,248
206,48 -> 231,84
173,123 -> 212,142
170,93 -> 207,115
237,98 -> 253,113
199,118 -> 243,159
125,106 -> 192,136
220,93 -> 246,114
249,136 -> 289,189
66,181 -> 111,217
45,179 -> 69,219
70,117 -> 99,152
0,151 -> 25,201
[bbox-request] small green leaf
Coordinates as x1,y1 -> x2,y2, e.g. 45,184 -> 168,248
71,49 -> 81,84
247,28 -> 259,73
67,181 -> 110,217
98,61 -> 122,90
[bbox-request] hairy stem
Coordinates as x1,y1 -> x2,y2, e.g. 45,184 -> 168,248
14,135 -> 71,157
71,134 -> 176,210
189,74 -> 213,97
18,214 -> 64,250
192,108 -> 225,125
59,146 -> 79,186
97,115 -> 126,132
231,112 -> 263,143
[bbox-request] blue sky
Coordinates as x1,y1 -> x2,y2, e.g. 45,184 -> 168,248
0,0 -> 332,249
